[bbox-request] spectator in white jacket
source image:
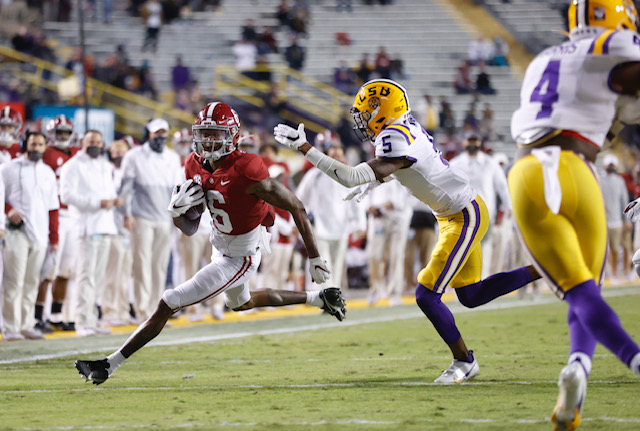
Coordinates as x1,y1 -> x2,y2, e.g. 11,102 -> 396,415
296,143 -> 366,290
101,139 -> 133,327
449,132 -> 511,278
60,130 -> 121,337
119,118 -> 182,321
365,180 -> 413,306
2,131 -> 59,341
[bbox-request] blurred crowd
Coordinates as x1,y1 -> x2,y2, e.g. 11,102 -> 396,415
8,98 -> 638,342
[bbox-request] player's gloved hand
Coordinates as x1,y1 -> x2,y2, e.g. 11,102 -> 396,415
168,179 -> 205,218
309,256 -> 331,284
274,123 -> 307,151
344,182 -> 378,203
624,197 -> 640,222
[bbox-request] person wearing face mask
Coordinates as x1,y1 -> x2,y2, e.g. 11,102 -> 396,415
1,131 -> 59,341
601,154 -> 633,285
58,130 -> 121,337
118,118 -> 182,322
449,131 -> 511,279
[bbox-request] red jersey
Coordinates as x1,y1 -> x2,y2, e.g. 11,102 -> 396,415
184,151 -> 272,235
43,146 -> 80,209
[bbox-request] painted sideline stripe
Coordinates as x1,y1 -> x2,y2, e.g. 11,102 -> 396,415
3,286 -> 639,365
17,416 -> 640,430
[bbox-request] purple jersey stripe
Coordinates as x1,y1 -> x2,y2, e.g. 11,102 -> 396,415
434,208 -> 470,291
602,30 -> 617,54
588,39 -> 597,54
439,199 -> 483,291
390,123 -> 416,140
385,126 -> 413,146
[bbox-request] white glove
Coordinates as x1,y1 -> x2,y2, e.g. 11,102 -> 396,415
309,256 -> 331,284
624,197 -> 640,222
343,182 -> 379,203
274,123 -> 307,151
168,179 -> 205,218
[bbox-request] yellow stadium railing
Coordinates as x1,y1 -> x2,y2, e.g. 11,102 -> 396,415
214,64 -> 353,134
0,45 -> 193,137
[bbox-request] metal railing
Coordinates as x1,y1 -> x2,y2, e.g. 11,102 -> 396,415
0,45 -> 193,137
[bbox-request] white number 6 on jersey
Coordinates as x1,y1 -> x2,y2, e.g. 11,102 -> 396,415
207,190 -> 233,234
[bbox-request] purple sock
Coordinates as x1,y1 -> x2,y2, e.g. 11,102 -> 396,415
456,266 -> 532,308
415,283 -> 461,344
565,280 -> 640,367
567,307 -> 596,376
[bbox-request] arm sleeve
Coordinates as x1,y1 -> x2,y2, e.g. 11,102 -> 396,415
305,147 -> 377,188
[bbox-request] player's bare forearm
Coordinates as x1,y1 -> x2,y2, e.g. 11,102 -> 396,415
611,61 -> 640,95
247,178 -> 320,258
173,214 -> 199,236
367,157 -> 412,181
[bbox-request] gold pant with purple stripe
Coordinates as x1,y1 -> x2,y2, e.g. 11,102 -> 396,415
417,195 -> 489,293
508,151 -> 607,298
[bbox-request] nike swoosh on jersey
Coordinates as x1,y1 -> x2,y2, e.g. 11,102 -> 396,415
221,180 -> 231,185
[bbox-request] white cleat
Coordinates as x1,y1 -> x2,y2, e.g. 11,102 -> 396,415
551,362 -> 587,431
434,353 -> 479,383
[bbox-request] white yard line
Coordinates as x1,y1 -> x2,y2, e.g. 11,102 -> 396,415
3,379 -> 638,394
2,286 -> 639,365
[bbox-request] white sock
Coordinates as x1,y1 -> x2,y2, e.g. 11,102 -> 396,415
630,352 -> 640,377
306,291 -> 324,308
568,352 -> 592,376
106,351 -> 126,376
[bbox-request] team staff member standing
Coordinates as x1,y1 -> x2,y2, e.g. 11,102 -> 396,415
2,131 -> 59,341
59,130 -> 121,337
119,118 -> 182,322
509,1 -> 640,429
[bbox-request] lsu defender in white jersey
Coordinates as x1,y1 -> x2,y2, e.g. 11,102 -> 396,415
509,2 -> 640,431
512,9 -> 640,147
275,78 -> 541,386
373,115 -> 474,217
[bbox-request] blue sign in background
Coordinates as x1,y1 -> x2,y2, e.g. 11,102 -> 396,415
32,105 -> 115,145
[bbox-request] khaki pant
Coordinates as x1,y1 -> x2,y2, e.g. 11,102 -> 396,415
131,218 -> 173,321
2,228 -> 46,334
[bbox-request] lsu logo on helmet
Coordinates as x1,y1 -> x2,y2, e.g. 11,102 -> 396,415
350,79 -> 410,142
568,0 -> 639,33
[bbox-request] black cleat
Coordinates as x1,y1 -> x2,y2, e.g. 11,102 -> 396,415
75,359 -> 110,385
319,288 -> 346,321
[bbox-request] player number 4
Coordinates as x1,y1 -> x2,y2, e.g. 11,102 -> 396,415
530,59 -> 560,119
207,190 -> 233,234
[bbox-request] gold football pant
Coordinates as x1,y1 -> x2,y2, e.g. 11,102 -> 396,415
508,151 -> 606,298
417,195 -> 489,293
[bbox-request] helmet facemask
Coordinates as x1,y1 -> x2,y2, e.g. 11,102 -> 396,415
193,125 -> 238,161
53,128 -> 74,149
350,107 -> 378,142
0,123 -> 18,147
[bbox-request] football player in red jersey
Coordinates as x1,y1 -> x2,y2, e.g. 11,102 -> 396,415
35,115 -> 80,332
0,106 -> 23,162
75,102 -> 345,385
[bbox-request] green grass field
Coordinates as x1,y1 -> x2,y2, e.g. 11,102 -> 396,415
1,287 -> 639,431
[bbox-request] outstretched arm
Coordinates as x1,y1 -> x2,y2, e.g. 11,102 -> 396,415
246,177 -> 319,258
274,123 -> 410,186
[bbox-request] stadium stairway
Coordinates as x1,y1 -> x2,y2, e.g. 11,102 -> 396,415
39,0 -> 533,155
